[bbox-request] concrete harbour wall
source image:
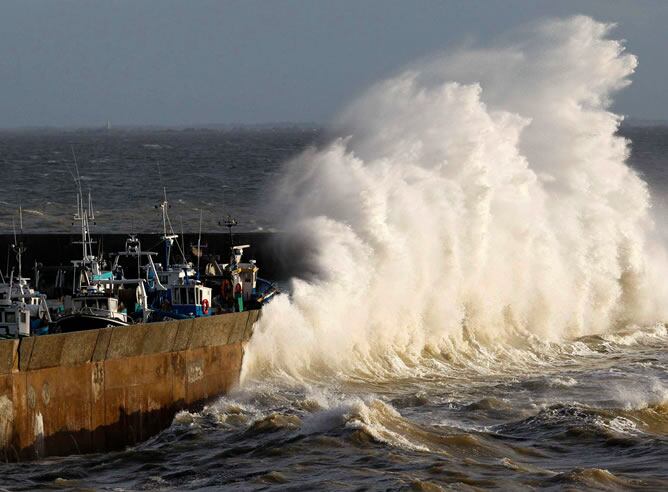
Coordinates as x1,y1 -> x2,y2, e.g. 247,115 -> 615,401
0,310 -> 259,461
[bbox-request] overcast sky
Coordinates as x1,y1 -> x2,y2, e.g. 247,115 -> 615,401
1,0 -> 667,127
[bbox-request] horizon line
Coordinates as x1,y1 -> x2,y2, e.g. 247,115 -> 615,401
0,121 -> 323,132
1,117 -> 667,132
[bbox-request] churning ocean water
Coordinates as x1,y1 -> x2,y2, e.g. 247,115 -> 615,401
1,16 -> 668,492
0,126 -> 319,235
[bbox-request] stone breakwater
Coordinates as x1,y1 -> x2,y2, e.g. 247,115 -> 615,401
0,310 -> 259,461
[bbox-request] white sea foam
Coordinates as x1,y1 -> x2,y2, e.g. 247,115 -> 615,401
548,377 -> 578,388
244,16 -> 668,381
602,323 -> 668,346
612,378 -> 668,411
596,415 -> 639,436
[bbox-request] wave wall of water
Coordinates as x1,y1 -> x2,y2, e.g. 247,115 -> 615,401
245,16 -> 668,382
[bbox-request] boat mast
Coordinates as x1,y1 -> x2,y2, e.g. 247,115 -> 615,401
11,206 -> 26,281
180,216 -> 187,264
196,209 -> 203,280
70,147 -> 97,282
159,187 -> 178,267
154,162 -> 189,272
220,215 -> 238,263
11,218 -> 19,280
5,245 -> 10,282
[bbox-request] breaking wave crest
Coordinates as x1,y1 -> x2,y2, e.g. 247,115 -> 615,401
244,16 -> 668,381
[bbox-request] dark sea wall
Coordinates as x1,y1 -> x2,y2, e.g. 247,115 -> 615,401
0,310 -> 259,461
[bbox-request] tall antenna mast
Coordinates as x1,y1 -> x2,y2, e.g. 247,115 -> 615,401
180,216 -> 186,263
70,146 -> 96,272
12,217 -> 19,280
154,163 -> 187,268
159,187 -> 172,266
161,187 -> 168,238
88,189 -> 95,221
156,186 -> 180,267
11,204 -> 27,281
18,207 -> 22,279
196,209 -> 203,279
5,245 -> 10,282
220,215 -> 238,262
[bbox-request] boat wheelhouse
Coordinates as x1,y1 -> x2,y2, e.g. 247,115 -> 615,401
149,254 -> 213,319
53,291 -> 129,332
0,276 -> 50,322
166,283 -> 212,317
0,211 -> 52,337
204,217 -> 279,313
142,191 -> 213,320
0,299 -> 30,338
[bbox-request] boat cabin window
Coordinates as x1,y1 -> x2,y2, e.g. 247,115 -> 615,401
77,298 -> 109,310
21,312 -> 27,324
174,287 -> 186,304
173,287 -> 199,305
6,312 -> 15,323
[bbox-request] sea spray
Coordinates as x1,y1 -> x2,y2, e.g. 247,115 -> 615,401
243,16 -> 668,381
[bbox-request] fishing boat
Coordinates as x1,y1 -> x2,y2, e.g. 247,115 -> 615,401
51,155 -> 133,333
0,210 -> 51,338
203,216 -> 279,314
145,192 -> 212,321
0,273 -> 51,338
0,295 -> 31,338
109,234 -> 162,322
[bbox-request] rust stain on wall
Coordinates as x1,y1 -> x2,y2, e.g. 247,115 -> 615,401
0,310 -> 258,461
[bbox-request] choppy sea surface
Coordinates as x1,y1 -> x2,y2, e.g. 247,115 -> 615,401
0,126 -> 667,490
0,127 -> 320,234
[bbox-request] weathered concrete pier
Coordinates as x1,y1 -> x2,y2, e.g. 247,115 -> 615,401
0,310 -> 258,461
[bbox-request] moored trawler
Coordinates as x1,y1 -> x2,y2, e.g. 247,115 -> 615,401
203,216 -> 279,314
52,291 -> 130,332
0,275 -> 51,338
50,163 -> 134,332
0,209 -> 51,338
142,190 -> 214,320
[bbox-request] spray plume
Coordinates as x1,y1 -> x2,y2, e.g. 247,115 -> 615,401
244,16 -> 668,381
